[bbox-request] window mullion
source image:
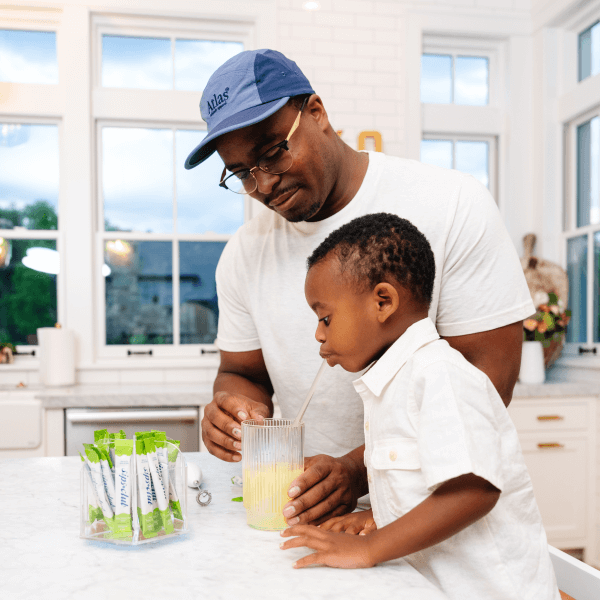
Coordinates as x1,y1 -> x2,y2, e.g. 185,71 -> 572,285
172,128 -> 180,348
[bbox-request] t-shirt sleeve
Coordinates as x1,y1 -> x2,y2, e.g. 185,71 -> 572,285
411,358 -> 504,493
435,175 -> 535,337
214,235 -> 262,353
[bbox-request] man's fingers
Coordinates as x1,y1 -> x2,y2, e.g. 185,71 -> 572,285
202,420 -> 242,460
286,483 -> 346,525
204,404 -> 242,442
289,457 -> 332,496
203,437 -> 241,462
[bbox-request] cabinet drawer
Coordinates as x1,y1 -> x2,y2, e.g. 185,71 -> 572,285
509,402 -> 588,432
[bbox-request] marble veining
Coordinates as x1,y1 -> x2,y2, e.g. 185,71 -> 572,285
0,452 -> 449,599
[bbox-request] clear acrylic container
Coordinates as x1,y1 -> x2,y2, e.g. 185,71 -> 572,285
80,439 -> 188,545
242,418 -> 304,531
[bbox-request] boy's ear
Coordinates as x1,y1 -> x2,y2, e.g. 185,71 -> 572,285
372,282 -> 401,323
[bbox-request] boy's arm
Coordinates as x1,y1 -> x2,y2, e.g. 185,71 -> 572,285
280,473 -> 500,569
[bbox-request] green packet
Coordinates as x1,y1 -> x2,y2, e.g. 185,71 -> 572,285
113,440 -> 134,537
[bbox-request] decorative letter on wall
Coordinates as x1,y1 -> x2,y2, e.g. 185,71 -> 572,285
357,131 -> 382,152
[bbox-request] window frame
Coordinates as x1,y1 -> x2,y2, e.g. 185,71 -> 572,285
0,114 -> 64,357
422,35 -> 501,109
562,105 -> 600,354
421,133 -> 498,200
90,13 -> 255,359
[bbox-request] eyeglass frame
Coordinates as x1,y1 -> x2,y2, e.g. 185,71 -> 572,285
218,96 -> 310,194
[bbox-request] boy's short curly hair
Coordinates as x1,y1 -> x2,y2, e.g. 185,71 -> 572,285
307,213 -> 436,307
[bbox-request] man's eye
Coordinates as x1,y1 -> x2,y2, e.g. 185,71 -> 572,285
234,170 -> 251,181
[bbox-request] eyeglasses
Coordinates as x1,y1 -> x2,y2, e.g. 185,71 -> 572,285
218,97 -> 309,195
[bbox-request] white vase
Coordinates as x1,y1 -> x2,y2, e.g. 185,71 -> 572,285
519,341 -> 545,384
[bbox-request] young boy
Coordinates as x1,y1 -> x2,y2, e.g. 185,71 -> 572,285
280,213 -> 560,600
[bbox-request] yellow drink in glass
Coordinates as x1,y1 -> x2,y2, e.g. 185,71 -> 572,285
242,419 -> 305,531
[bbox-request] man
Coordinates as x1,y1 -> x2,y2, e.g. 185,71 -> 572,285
185,49 -> 534,526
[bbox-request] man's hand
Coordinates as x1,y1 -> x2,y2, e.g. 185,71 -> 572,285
283,450 -> 367,526
319,508 -> 377,536
280,524 -> 375,569
202,391 -> 270,462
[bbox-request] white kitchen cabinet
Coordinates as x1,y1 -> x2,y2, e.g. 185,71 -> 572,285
509,396 -> 597,563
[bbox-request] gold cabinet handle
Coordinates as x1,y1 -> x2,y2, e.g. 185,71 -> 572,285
537,415 -> 564,421
537,443 -> 564,449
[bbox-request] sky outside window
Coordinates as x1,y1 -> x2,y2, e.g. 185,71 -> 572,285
0,124 -> 59,230
0,29 -> 58,84
421,53 -> 488,106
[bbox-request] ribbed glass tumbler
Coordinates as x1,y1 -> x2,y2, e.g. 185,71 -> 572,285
242,418 -> 304,531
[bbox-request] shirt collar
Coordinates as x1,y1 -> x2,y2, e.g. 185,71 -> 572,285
353,317 -> 440,398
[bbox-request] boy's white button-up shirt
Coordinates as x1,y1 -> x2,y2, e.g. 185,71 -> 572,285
353,318 -> 560,600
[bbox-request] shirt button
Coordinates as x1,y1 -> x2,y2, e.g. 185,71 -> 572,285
389,450 -> 397,461
365,421 -> 369,431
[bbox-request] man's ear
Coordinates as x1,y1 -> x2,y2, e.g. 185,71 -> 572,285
373,282 -> 401,323
307,95 -> 330,132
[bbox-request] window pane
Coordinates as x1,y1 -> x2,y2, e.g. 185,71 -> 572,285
0,238 -> 57,345
176,130 -> 244,234
420,140 -> 452,170
0,124 -> 59,230
454,56 -> 488,106
595,232 -> 600,343
175,40 -> 242,91
420,54 -> 452,104
179,241 -> 226,344
102,35 -> 172,90
455,141 -> 489,188
566,235 -> 588,344
576,117 -> 600,228
579,22 -> 600,81
105,240 -> 173,345
102,128 -> 173,234
0,29 -> 58,84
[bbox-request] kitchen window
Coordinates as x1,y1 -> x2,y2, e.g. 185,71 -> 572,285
564,109 -> 600,350
421,53 -> 489,106
420,135 -> 495,191
98,124 -> 240,351
0,121 -> 60,349
0,28 -> 58,84
420,36 -> 502,202
578,20 -> 600,82
93,16 -> 251,358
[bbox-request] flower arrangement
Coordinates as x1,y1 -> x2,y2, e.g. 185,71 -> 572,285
523,291 -> 571,346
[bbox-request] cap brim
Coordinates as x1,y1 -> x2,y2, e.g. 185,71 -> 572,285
184,96 -> 290,170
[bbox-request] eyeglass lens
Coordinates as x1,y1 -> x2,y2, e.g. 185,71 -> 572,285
225,145 -> 294,194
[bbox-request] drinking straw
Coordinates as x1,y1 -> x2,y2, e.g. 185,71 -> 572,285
292,359 -> 327,427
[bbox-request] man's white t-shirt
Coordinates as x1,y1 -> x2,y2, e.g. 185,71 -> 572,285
353,317 -> 560,600
215,152 -> 535,457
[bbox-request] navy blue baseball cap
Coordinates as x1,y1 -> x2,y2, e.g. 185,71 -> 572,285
184,49 -> 315,170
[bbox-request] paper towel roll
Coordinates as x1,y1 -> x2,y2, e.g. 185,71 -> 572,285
37,327 -> 76,386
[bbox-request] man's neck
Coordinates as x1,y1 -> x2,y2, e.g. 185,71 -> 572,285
306,144 -> 369,222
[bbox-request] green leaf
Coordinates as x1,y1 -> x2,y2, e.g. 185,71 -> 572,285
231,497 -> 243,502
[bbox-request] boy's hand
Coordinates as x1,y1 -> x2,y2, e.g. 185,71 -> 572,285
319,508 -> 377,536
280,524 -> 376,569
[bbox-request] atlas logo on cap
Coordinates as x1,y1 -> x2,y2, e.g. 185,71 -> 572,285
184,49 -> 315,170
206,87 -> 230,117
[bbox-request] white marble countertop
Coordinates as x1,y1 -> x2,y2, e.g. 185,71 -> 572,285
0,368 -> 597,410
0,452 -> 448,599
32,383 -> 215,409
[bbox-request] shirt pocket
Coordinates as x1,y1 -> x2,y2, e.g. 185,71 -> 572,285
371,437 -> 424,518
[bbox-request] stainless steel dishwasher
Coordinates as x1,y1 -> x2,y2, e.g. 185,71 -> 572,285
65,407 -> 200,456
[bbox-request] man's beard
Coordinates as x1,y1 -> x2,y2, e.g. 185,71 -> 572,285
285,200 -> 323,223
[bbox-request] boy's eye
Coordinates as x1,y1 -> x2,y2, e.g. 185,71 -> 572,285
320,316 -> 330,326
